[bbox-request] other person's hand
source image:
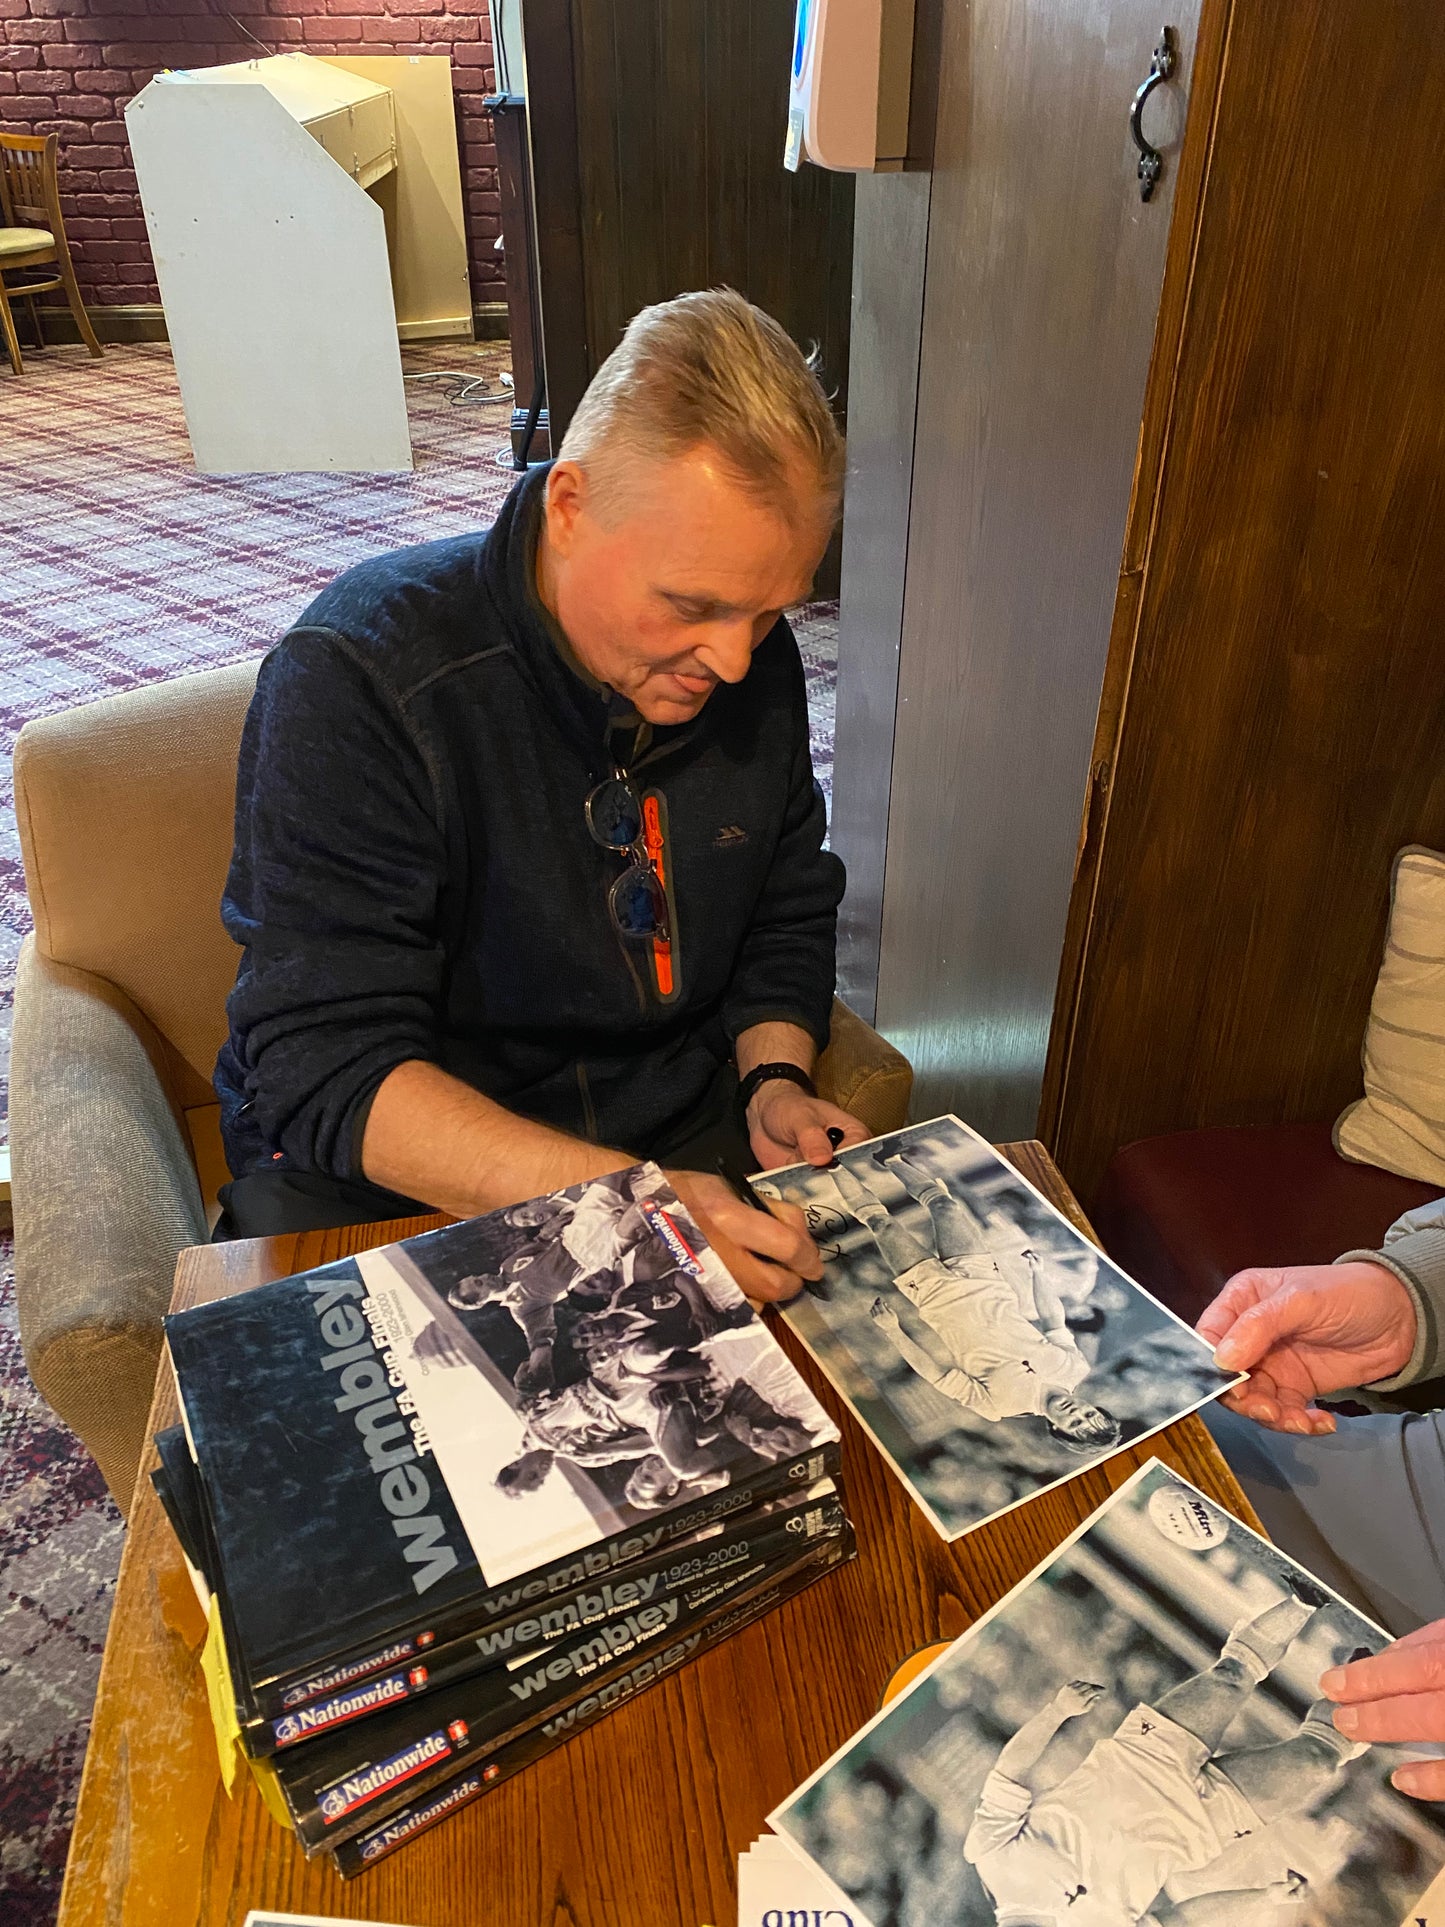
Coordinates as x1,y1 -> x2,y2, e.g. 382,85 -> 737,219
1321,1622 -> 1445,1798
666,1168 -> 822,1305
1195,1261 -> 1416,1435
746,1081 -> 870,1171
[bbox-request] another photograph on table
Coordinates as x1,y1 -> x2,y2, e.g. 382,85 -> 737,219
758,1117 -> 1241,1540
771,1459 -> 1445,1927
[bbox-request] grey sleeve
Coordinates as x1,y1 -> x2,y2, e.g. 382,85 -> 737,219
1337,1198 -> 1445,1390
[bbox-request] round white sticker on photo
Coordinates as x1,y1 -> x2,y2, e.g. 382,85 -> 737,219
1148,1484 -> 1229,1550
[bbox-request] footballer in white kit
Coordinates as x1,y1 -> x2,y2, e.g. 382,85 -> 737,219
819,1149 -> 1121,1452
965,1591 -> 1361,1926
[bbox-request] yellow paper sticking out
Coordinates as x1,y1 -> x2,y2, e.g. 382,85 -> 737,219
200,1596 -> 243,1796
249,1753 -> 293,1830
199,1596 -> 290,1829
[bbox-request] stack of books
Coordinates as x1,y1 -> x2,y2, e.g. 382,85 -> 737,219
153,1162 -> 852,1875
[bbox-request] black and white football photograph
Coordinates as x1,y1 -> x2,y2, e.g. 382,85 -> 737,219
772,1460 -> 1445,1927
353,1162 -> 838,1583
757,1117 -> 1241,1539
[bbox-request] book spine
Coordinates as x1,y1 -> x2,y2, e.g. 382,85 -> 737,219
328,1532 -> 854,1877
246,1476 -> 842,1756
283,1507 -> 850,1850
249,1434 -> 842,1720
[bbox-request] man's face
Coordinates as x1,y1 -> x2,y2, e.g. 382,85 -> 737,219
1044,1391 -> 1115,1444
536,444 -> 833,726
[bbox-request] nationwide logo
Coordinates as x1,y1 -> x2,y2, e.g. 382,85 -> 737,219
407,1665 -> 429,1688
279,1640 -> 417,1709
638,1203 -> 703,1279
355,1768 -> 486,1861
447,1718 -> 469,1745
319,1729 -> 455,1823
713,824 -> 749,849
271,1671 -> 412,1747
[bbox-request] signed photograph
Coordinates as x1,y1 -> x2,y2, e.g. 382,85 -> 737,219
759,1117 -> 1240,1540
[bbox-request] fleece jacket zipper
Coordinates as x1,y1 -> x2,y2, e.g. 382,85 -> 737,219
575,1061 -> 600,1141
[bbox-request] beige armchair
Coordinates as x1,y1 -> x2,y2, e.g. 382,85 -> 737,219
11,662 -> 913,1512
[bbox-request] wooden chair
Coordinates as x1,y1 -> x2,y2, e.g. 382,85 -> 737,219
0,129 -> 103,376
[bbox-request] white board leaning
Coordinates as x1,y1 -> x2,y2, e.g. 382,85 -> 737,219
126,55 -> 413,473
759,1116 -> 1242,1541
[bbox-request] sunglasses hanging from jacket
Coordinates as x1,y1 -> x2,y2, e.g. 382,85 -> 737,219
585,767 -> 679,1000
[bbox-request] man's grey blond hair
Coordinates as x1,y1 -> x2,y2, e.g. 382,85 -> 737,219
558,288 -> 844,527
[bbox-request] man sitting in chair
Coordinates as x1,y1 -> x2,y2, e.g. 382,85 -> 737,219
212,291 -> 871,1298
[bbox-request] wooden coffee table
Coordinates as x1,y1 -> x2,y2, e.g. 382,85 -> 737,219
57,1142 -> 1257,1927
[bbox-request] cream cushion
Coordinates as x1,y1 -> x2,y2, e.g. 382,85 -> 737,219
14,658 -> 258,1106
1335,845 -> 1445,1186
0,226 -> 54,259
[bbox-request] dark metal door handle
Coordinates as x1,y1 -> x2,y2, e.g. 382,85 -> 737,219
1130,25 -> 1177,202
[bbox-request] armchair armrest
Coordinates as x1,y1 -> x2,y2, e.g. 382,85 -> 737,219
10,938 -> 208,1513
815,996 -> 913,1139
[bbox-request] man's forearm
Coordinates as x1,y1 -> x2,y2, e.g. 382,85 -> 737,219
362,1060 -> 630,1218
886,1324 -> 952,1389
736,1020 -> 818,1081
1028,1269 -> 1070,1339
992,1704 -> 1071,1785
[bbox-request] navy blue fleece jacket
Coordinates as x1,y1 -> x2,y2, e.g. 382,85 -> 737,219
214,465 -> 844,1181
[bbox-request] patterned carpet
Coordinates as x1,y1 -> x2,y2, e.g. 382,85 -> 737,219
0,339 -> 837,1924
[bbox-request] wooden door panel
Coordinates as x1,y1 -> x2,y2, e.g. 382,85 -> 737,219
1048,0 -> 1445,1203
872,0 -> 1205,1139
534,0 -> 855,440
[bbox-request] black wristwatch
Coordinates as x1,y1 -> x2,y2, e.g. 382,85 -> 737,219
737,1060 -> 817,1117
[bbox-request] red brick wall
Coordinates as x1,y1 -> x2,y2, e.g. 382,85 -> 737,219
0,0 -> 501,309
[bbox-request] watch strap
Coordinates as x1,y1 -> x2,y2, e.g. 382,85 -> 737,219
737,1061 -> 817,1114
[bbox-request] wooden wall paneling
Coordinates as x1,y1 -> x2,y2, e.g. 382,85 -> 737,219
572,0 -> 660,359
659,1 -> 710,301
519,0 -> 592,441
740,6 -> 791,360
1048,0 -> 1445,1204
550,0 -> 853,588
555,0 -> 855,404
1038,0 -> 1235,1146
488,94 -> 551,461
870,0 -> 1205,1140
706,0 -> 753,305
